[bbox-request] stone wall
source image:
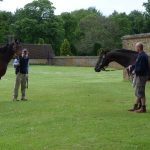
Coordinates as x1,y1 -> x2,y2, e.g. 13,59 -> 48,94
51,56 -> 123,69
122,33 -> 150,54
29,59 -> 50,65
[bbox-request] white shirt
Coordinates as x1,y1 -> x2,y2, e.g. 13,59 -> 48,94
13,58 -> 20,67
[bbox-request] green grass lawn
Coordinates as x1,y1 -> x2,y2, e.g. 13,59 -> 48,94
0,65 -> 150,150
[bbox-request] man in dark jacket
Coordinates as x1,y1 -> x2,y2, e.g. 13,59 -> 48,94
128,42 -> 149,113
13,49 -> 29,101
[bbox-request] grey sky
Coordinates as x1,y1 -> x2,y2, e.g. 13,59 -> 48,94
0,0 -> 148,15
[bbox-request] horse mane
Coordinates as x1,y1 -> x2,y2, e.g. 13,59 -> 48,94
115,49 -> 138,54
101,49 -> 138,55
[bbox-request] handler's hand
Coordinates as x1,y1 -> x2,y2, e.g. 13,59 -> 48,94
127,65 -> 132,71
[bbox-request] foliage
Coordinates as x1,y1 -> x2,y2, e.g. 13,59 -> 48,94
0,11 -> 14,43
128,10 -> 145,34
143,0 -> 150,15
38,38 -> 45,44
93,43 -> 101,56
13,0 -> 64,54
60,12 -> 77,42
60,39 -> 72,56
1,0 -> 150,55
76,15 -> 120,55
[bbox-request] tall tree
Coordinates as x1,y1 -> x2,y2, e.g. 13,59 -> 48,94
129,10 -> 145,34
143,0 -> 150,15
60,39 -> 72,56
0,11 -> 14,43
60,12 -> 77,42
14,0 -> 64,55
142,0 -> 150,33
76,15 -> 120,55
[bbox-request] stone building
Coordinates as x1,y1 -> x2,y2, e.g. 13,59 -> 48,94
0,44 -> 54,65
122,33 -> 150,55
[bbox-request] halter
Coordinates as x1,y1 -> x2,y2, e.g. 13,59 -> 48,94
99,55 -> 106,71
99,54 -> 115,72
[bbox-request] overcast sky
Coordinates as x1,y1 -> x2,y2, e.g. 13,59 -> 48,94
0,0 -> 148,15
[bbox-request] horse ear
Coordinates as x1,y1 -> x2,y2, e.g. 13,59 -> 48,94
102,50 -> 108,55
99,49 -> 110,55
14,39 -> 21,45
100,50 -> 105,55
103,50 -> 110,55
15,39 -> 18,43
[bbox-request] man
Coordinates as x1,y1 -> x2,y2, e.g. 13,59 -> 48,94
13,49 -> 29,101
128,42 -> 149,113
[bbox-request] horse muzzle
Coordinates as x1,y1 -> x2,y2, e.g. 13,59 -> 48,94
95,67 -> 101,72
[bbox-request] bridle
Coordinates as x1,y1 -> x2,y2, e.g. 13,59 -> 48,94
99,55 -> 106,70
98,53 -> 115,72
13,41 -> 22,54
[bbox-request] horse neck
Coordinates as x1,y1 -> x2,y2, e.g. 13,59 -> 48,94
6,50 -> 14,62
106,51 -> 137,68
1,47 -> 14,64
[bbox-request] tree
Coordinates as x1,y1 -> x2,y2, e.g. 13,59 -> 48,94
15,0 -> 55,21
71,7 -> 102,21
60,39 -> 72,56
76,15 -> 120,55
13,0 -> 64,55
129,10 -> 145,34
143,0 -> 150,15
60,12 -> 77,42
109,11 -> 132,36
108,11 -> 132,48
93,43 -> 101,56
38,38 -> 45,44
142,0 -> 150,33
0,11 -> 14,43
14,18 -> 38,43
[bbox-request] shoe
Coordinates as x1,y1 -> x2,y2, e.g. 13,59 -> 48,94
135,106 -> 147,113
13,99 -> 20,102
13,98 -> 19,101
21,98 -> 28,101
128,104 -> 138,112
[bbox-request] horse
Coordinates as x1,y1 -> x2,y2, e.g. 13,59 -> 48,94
0,40 -> 22,79
95,49 -> 150,80
95,49 -> 139,73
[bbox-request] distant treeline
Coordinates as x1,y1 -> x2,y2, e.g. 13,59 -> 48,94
1,0 -> 150,56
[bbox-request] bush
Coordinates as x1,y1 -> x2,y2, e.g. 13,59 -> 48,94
38,38 -> 45,44
60,39 -> 72,56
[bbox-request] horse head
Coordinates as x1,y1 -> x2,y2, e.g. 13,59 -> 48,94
12,39 -> 22,55
95,50 -> 110,72
5,39 -> 22,55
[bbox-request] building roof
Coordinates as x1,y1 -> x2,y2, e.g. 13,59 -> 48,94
0,44 -> 55,59
22,44 -> 54,59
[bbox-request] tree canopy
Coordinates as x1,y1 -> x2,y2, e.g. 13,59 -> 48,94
0,0 -> 150,56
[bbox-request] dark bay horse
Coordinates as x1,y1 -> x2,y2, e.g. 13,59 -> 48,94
95,49 -> 150,78
95,49 -> 138,72
0,40 -> 22,79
